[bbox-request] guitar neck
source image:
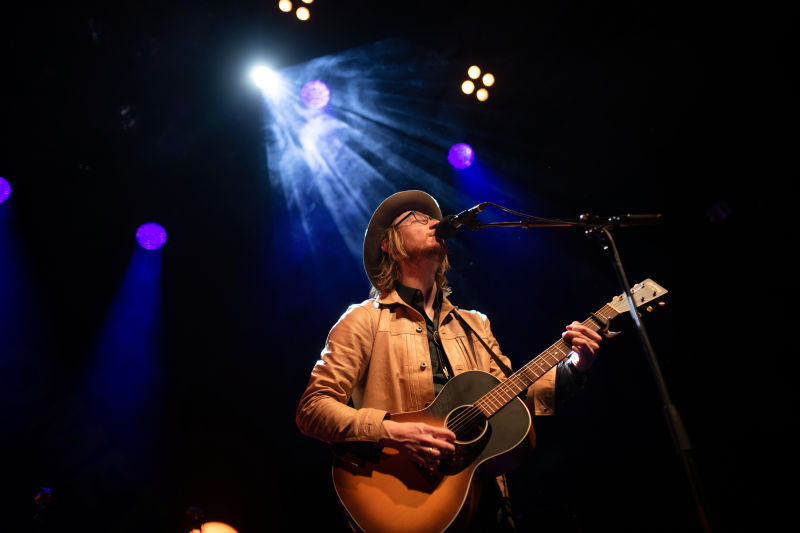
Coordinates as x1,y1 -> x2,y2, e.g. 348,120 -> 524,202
474,304 -> 619,418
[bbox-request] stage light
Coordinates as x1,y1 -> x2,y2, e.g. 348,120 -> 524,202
250,65 -> 285,99
461,66 -> 494,102
448,143 -> 474,169
190,522 -> 239,533
0,177 -> 10,203
135,222 -> 167,250
278,0 -> 313,20
301,80 -> 330,109
251,65 -> 277,88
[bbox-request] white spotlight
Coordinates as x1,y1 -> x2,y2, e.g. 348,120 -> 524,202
250,65 -> 285,99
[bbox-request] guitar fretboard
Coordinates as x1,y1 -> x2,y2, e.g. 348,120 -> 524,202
474,304 -> 618,417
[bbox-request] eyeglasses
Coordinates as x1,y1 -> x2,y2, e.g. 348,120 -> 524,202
393,211 -> 432,227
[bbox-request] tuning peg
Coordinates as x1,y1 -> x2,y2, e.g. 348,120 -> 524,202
658,301 -> 666,306
646,305 -> 653,313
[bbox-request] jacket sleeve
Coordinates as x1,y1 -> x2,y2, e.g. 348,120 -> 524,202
479,315 -> 557,416
295,304 -> 388,444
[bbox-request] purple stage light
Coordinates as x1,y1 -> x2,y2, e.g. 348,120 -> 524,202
300,80 -> 330,109
447,143 -> 474,169
135,222 -> 167,250
0,177 -> 11,203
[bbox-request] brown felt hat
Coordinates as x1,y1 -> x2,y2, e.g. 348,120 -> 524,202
363,190 -> 443,288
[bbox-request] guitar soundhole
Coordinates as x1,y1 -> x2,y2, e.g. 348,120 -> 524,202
444,405 -> 487,444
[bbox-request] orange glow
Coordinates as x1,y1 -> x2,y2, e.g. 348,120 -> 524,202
189,522 -> 239,533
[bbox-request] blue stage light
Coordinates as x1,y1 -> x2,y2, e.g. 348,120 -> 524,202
0,177 -> 11,203
300,80 -> 330,109
448,143 -> 474,169
135,223 -> 167,250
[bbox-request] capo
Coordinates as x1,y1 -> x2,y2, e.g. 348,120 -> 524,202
590,312 -> 620,338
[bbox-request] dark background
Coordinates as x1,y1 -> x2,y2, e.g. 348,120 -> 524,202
1,1 -> 793,532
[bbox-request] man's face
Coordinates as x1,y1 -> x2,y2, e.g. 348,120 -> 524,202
391,210 -> 445,260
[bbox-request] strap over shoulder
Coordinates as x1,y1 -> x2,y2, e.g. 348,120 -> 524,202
451,308 -> 513,378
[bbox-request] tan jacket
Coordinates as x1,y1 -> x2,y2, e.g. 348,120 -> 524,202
296,289 -> 557,444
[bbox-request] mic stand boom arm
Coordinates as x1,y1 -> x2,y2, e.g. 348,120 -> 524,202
464,212 -> 712,533
465,212 -> 663,230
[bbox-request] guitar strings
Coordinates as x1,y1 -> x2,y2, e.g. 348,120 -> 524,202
444,310 -> 612,438
446,406 -> 485,436
446,346 -> 565,434
448,309 -> 611,434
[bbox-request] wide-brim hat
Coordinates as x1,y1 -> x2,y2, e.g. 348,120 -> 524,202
363,190 -> 442,288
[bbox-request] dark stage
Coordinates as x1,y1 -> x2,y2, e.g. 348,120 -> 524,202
1,1 -> 793,532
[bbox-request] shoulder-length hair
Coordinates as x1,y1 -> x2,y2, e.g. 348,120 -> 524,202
369,224 -> 451,298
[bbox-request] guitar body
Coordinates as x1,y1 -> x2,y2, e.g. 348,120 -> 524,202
332,370 -> 532,533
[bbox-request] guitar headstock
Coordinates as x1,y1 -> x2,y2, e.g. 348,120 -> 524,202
608,279 -> 668,315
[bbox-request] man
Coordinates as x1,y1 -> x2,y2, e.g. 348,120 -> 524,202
296,190 -> 602,531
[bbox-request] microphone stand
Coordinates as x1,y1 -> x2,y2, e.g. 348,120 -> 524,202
465,212 -> 712,533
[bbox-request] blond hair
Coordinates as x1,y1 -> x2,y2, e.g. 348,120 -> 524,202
369,225 -> 451,298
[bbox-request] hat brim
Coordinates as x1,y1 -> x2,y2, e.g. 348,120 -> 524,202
363,190 -> 442,289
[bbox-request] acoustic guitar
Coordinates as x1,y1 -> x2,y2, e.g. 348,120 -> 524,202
332,279 -> 668,533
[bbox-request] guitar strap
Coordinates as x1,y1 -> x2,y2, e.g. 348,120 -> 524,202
451,308 -> 513,378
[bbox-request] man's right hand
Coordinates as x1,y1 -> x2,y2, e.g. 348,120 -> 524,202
378,419 -> 456,470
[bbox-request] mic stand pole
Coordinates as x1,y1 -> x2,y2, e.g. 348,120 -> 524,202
467,215 -> 713,533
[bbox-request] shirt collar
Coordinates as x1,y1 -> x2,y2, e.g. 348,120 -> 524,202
395,282 -> 443,310
376,286 -> 455,322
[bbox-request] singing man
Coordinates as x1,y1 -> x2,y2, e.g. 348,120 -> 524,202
296,190 -> 601,531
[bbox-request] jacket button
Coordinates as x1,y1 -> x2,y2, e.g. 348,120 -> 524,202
416,325 -> 423,333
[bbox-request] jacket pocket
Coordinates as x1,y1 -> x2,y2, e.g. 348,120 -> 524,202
443,335 -> 472,374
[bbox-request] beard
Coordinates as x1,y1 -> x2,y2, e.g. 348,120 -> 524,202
407,238 -> 447,264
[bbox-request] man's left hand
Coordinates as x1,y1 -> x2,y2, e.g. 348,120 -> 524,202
562,321 -> 602,373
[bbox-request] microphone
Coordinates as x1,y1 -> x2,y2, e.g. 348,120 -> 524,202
435,202 -> 489,239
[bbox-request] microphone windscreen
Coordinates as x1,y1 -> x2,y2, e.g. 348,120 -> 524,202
434,216 -> 459,239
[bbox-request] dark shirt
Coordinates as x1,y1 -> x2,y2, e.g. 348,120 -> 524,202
395,283 -> 452,395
